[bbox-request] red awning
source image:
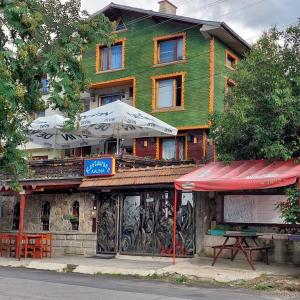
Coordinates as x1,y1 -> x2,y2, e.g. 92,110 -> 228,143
175,160 -> 300,191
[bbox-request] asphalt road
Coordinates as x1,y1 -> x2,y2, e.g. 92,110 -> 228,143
0,267 -> 280,300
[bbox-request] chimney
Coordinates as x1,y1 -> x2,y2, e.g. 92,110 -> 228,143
158,0 -> 177,15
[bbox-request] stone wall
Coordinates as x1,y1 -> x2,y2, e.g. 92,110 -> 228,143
0,192 -> 94,233
52,232 -> 96,256
0,192 -> 97,256
0,196 -> 18,231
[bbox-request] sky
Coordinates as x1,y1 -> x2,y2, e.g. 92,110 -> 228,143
78,0 -> 300,44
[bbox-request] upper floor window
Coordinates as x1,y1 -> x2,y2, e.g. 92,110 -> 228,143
98,94 -> 122,106
224,77 -> 236,111
115,18 -> 127,32
96,39 -> 125,73
41,74 -> 49,94
152,73 -> 185,111
160,137 -> 186,161
154,33 -> 186,65
225,50 -> 238,70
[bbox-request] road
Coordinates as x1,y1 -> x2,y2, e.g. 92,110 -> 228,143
0,267 -> 281,300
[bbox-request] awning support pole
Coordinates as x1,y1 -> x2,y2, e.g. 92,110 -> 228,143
16,191 -> 26,260
173,189 -> 178,265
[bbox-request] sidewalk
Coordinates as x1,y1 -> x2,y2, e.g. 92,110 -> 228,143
0,255 -> 299,283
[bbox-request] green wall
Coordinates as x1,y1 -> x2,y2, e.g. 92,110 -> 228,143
214,39 -> 240,113
83,12 -> 236,128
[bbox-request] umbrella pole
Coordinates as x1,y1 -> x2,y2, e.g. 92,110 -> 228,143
116,127 -> 120,155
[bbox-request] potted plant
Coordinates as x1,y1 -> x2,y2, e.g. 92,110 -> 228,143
68,215 -> 79,223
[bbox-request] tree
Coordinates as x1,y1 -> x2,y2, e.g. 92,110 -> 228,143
0,0 -> 115,187
210,23 -> 300,162
210,22 -> 300,224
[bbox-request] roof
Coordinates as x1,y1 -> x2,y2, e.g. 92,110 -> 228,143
80,164 -> 198,189
175,160 -> 300,191
93,2 -> 250,56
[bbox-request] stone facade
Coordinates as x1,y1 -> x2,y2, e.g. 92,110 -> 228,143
0,192 -> 97,256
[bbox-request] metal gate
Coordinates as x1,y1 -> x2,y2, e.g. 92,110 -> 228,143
120,191 -> 195,256
96,193 -> 119,254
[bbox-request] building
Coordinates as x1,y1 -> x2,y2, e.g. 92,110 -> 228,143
25,0 -> 249,162
0,2 -> 255,259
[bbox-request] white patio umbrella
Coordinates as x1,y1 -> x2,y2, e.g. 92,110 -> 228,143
27,114 -> 102,149
79,100 -> 178,154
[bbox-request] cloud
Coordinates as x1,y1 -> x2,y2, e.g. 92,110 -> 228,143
80,0 -> 300,43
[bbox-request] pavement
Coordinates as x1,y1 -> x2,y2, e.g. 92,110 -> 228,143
0,267 -> 281,300
0,254 -> 299,283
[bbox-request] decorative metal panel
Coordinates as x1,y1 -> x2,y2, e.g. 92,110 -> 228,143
120,191 -> 194,256
96,194 -> 118,254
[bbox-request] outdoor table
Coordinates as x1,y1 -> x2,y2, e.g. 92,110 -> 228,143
211,232 -> 271,270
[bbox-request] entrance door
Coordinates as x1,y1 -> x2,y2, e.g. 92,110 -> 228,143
120,191 -> 195,256
96,193 -> 119,254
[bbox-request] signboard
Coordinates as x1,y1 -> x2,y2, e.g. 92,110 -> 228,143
84,157 -> 116,177
224,195 -> 287,224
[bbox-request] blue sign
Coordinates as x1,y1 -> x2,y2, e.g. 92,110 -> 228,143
84,157 -> 116,177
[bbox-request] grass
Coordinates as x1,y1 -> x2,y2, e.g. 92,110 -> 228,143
62,264 -> 78,273
254,283 -> 273,291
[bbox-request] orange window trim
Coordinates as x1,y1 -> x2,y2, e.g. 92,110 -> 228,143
202,129 -> 207,160
151,72 -> 186,111
153,32 -> 187,65
156,137 -> 160,160
225,49 -> 238,70
177,125 -> 209,130
158,135 -> 188,160
133,139 -> 136,156
95,38 -> 126,73
89,76 -> 136,107
209,37 -> 215,114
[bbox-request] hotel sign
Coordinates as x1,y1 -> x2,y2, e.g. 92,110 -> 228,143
84,157 -> 116,177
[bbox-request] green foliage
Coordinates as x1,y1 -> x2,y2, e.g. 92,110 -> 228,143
210,23 -> 300,161
276,185 -> 300,224
0,0 -> 114,185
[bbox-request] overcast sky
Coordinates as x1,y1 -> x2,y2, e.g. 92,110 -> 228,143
79,0 -> 300,44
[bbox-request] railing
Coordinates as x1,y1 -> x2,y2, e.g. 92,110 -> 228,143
0,233 -> 52,259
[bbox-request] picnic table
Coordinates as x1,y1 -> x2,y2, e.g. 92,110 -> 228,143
211,232 -> 272,270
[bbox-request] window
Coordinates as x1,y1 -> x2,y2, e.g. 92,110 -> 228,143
36,110 -> 46,118
41,74 -> 49,94
96,39 -> 125,72
225,50 -> 238,69
82,99 -> 90,112
41,201 -> 50,231
160,137 -> 186,160
98,94 -> 122,106
154,33 -> 186,65
115,18 -> 127,32
152,73 -> 185,111
71,201 -> 79,231
12,202 -> 20,230
65,146 -> 91,157
224,77 -> 236,110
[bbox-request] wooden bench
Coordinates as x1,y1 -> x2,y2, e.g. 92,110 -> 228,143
212,245 -> 272,266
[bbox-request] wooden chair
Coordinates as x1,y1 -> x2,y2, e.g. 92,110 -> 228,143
7,234 -> 17,257
0,234 -> 7,257
41,234 -> 52,258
